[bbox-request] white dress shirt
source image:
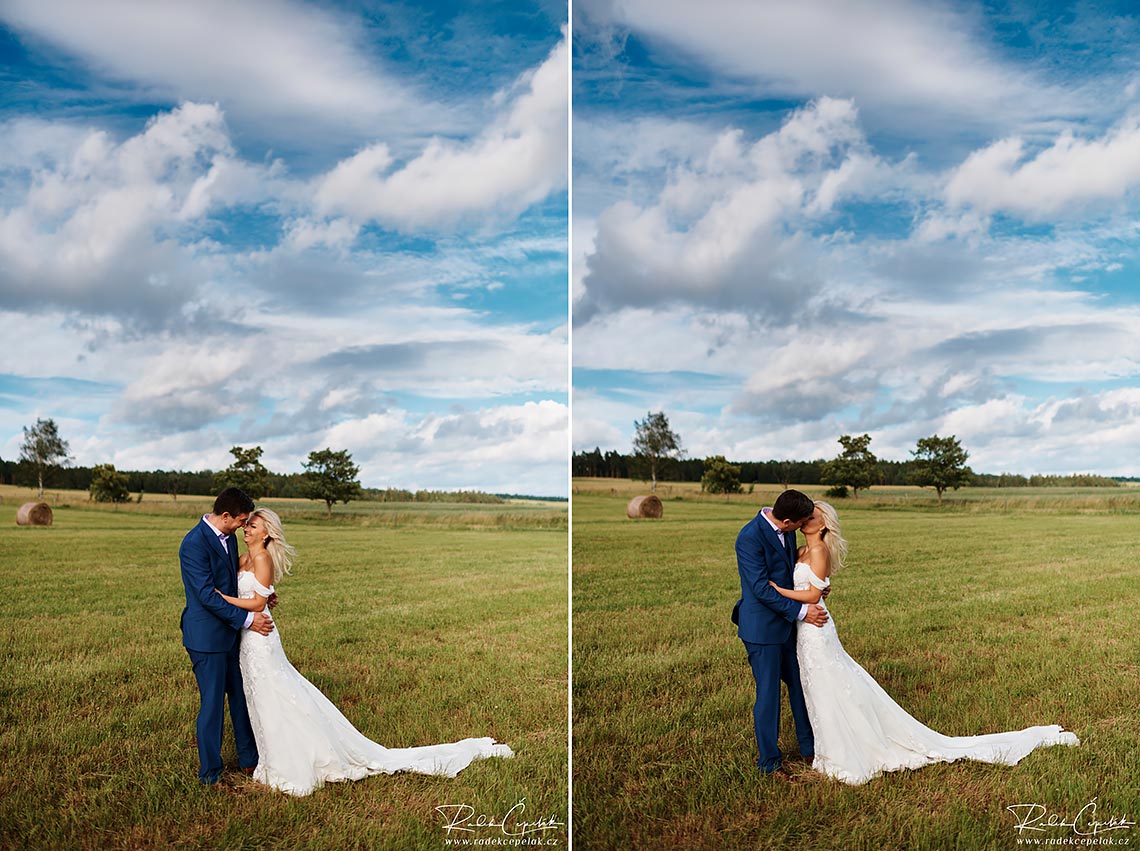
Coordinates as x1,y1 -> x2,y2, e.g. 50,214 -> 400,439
203,515 -> 255,630
760,508 -> 808,622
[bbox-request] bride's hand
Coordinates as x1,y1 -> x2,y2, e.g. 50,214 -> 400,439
820,585 -> 831,600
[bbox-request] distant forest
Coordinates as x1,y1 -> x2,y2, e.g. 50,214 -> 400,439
0,459 -> 558,503
571,448 -> 1123,488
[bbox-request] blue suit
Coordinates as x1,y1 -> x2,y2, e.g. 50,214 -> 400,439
732,510 -> 814,772
179,518 -> 258,783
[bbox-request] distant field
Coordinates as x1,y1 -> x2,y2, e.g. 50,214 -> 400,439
572,483 -> 1140,850
573,476 -> 1140,512
1,484 -> 567,531
1,495 -> 568,850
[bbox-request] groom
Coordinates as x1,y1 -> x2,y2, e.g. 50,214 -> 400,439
732,489 -> 828,779
179,487 -> 273,785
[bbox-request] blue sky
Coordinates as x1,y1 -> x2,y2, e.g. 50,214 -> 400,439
572,0 -> 1140,477
0,0 -> 568,496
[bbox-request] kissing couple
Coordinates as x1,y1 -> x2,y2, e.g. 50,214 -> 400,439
178,487 -> 513,795
733,489 -> 1078,785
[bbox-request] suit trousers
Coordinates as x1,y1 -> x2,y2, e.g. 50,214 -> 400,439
743,633 -> 814,773
187,645 -> 259,783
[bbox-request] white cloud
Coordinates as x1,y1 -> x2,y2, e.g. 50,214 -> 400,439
282,217 -> 360,253
314,32 -> 568,232
945,116 -> 1140,219
0,0 -> 430,140
319,400 -> 569,494
578,0 -> 1080,137
0,103 -> 283,323
576,98 -> 891,322
50,399 -> 562,495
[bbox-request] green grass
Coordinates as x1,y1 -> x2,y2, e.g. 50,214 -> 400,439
572,488 -> 1140,851
0,500 -> 568,850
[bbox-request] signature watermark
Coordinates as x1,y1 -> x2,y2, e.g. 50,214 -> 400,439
435,798 -> 564,847
1009,800 -> 1136,846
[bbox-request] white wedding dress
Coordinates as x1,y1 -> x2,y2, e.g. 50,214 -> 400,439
792,563 -> 1078,785
237,570 -> 513,796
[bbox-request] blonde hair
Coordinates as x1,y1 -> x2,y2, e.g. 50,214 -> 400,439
813,501 -> 849,573
249,507 -> 296,585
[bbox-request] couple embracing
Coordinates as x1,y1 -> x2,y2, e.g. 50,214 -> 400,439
179,487 -> 512,795
734,489 -> 1078,785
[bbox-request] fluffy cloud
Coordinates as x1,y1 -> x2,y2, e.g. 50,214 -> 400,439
317,399 -> 568,494
314,32 -> 568,231
0,103 -> 280,325
576,98 -> 887,323
945,117 -> 1140,219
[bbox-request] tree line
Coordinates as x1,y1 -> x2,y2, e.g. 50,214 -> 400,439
576,412 -> 1121,502
5,418 -> 512,513
574,448 -> 1121,492
7,418 -> 363,517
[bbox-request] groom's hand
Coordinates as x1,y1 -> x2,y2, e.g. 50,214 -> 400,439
820,585 -> 831,600
803,605 -> 829,628
249,612 -> 275,636
266,592 -> 279,610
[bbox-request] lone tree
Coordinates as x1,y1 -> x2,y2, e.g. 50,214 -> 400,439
214,446 -> 269,499
910,434 -> 972,504
821,433 -> 879,498
631,411 -> 684,492
302,448 -> 361,518
778,460 -> 794,490
19,418 -> 71,498
168,472 -> 186,502
89,464 -> 130,504
701,455 -> 742,497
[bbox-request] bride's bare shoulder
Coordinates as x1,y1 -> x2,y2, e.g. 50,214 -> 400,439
804,543 -> 832,576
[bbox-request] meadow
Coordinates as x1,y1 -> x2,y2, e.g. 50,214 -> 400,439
572,480 -> 1140,851
0,486 -> 568,850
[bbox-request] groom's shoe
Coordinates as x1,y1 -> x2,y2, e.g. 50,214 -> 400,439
239,766 -> 255,776
784,753 -> 814,765
761,765 -> 800,784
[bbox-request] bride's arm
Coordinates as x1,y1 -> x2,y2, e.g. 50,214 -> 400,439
214,552 -> 273,612
215,590 -> 266,611
768,583 -> 822,603
768,546 -> 831,603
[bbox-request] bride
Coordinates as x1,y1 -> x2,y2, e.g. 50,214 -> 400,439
215,507 -> 513,796
768,501 -> 1078,785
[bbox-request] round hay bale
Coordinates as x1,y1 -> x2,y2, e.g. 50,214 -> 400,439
16,502 -> 53,526
626,494 -> 663,519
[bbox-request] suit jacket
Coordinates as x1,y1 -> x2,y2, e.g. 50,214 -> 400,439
733,510 -> 803,644
179,518 -> 248,652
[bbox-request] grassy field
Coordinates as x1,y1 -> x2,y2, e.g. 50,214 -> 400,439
0,488 -> 568,850
572,480 -> 1140,851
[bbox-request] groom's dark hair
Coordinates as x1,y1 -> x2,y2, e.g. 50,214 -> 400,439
213,487 -> 255,517
772,489 -> 814,522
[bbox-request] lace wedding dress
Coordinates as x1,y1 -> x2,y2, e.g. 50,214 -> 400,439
792,563 -> 1078,785
237,570 -> 513,796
